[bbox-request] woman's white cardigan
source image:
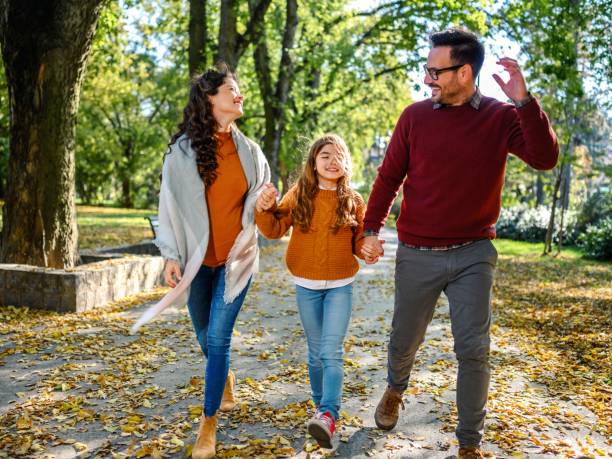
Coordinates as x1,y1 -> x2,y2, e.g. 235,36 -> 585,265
131,128 -> 270,333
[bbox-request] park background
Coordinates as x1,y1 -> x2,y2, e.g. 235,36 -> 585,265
0,0 -> 610,458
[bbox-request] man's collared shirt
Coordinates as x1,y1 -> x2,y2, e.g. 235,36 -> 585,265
433,88 -> 482,110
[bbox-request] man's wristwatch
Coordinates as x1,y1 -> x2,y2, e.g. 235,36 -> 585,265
513,91 -> 534,108
363,229 -> 379,237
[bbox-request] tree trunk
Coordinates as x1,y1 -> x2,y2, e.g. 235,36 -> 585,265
122,178 -> 133,209
218,0 -> 239,68
555,162 -> 572,254
535,171 -> 545,205
217,0 -> 272,70
556,198 -> 567,255
120,140 -> 135,208
0,0 -> 105,268
560,162 -> 571,210
189,0 -> 207,76
543,168 -> 562,255
252,0 -> 298,187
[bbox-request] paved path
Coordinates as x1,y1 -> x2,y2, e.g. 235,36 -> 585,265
1,228 -> 609,458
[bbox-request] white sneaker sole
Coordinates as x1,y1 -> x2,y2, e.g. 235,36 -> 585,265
307,419 -> 333,449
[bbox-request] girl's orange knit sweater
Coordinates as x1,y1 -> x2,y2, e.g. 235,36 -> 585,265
255,186 -> 366,280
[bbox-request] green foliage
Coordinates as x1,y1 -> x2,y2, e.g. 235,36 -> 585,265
246,0 -> 491,186
496,204 -> 578,244
575,189 -> 612,234
495,0 -> 610,257
1,0 -> 607,224
578,217 -> 612,260
76,1 -> 186,208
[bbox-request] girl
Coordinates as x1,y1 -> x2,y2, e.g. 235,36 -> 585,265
255,134 -> 365,449
131,65 -> 270,459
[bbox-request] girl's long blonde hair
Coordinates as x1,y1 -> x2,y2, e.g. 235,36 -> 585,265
292,134 -> 360,233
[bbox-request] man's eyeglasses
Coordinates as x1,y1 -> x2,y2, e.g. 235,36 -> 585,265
423,63 -> 465,80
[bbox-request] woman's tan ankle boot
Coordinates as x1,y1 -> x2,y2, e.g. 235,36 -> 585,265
220,369 -> 236,411
192,415 -> 216,459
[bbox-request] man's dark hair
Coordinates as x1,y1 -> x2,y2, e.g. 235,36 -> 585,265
429,28 -> 485,79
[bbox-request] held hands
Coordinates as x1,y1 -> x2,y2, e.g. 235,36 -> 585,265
256,183 -> 279,212
361,235 -> 385,265
164,260 -> 182,288
492,57 -> 529,103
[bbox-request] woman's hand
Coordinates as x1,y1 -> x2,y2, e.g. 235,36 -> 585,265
256,183 -> 279,212
164,259 -> 182,288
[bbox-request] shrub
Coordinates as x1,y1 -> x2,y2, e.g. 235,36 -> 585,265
578,217 -> 612,260
576,189 -> 612,234
496,204 -> 578,244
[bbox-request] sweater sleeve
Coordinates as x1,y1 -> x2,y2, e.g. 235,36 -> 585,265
352,193 -> 366,259
363,107 -> 411,233
255,187 -> 295,239
506,98 -> 559,170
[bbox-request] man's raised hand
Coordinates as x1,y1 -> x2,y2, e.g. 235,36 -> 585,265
493,57 -> 529,103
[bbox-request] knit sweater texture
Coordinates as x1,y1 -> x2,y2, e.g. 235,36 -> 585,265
204,131 -> 248,266
364,96 -> 559,246
256,186 -> 366,280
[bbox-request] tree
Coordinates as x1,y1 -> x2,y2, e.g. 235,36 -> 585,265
251,0 -> 298,187
248,0 -> 488,188
0,0 -> 105,268
76,2 -> 185,209
217,0 -> 272,69
0,59 -> 8,200
189,0 -> 208,75
495,0 -> 610,254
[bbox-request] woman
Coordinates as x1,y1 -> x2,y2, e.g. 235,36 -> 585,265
131,64 -> 270,459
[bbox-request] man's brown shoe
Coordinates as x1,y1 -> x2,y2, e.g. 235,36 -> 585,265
374,386 -> 405,430
457,447 -> 493,459
220,369 -> 236,412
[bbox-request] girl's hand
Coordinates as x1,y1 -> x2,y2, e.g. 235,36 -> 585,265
361,236 -> 385,262
164,260 -> 182,288
256,183 -> 278,212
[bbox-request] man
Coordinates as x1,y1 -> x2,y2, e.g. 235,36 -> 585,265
361,28 -> 558,458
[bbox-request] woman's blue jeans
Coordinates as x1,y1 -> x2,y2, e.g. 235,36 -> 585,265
187,264 -> 250,417
295,283 -> 353,420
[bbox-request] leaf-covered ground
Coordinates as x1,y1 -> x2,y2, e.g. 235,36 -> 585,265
0,229 -> 610,458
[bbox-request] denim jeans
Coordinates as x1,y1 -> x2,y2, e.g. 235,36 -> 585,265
187,264 -> 250,417
295,283 -> 353,420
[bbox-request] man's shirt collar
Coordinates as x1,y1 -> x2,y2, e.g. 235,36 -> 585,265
433,87 -> 482,110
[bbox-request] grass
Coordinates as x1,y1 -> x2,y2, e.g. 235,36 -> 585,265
76,205 -> 156,249
0,201 -> 155,249
493,238 -> 584,259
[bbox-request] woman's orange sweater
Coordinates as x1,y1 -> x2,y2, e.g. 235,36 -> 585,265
255,186 -> 366,280
204,131 -> 247,267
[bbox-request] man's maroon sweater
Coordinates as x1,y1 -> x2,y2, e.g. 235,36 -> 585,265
364,96 -> 559,246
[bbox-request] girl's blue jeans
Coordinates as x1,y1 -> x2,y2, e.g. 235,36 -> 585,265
295,283 -> 353,420
187,264 -> 250,417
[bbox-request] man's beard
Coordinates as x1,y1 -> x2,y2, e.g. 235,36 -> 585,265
430,84 -> 461,104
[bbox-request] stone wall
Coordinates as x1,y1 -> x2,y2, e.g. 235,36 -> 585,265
0,255 -> 164,313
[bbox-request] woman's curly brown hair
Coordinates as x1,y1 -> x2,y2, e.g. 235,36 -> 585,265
169,64 -> 235,186
292,134 -> 360,233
